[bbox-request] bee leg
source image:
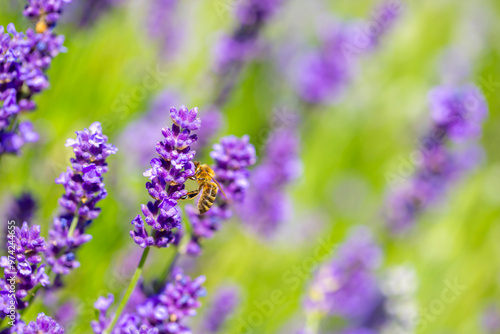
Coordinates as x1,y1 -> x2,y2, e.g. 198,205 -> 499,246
180,190 -> 200,201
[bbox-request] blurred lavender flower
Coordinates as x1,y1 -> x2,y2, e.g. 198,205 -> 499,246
215,0 -> 282,73
202,286 -> 239,333
293,2 -> 401,105
238,128 -> 301,237
0,222 -> 50,315
24,0 -> 72,30
1,0 -> 70,156
429,84 -> 488,141
91,294 -> 114,334
92,268 -> 206,334
44,122 -> 117,275
294,22 -> 354,105
65,0 -> 122,27
4,192 -> 37,227
130,106 -> 200,249
305,227 -> 382,321
482,304 -> 500,334
305,228 -> 417,333
147,0 -> 181,58
185,135 -> 256,255
53,301 -> 77,328
19,312 -> 65,333
385,84 -> 488,233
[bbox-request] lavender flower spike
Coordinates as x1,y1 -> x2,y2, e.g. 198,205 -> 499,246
24,0 -> 72,31
1,0 -> 70,156
20,312 -> 65,333
202,286 -> 239,333
238,127 -> 301,237
213,0 -> 283,90
130,106 -> 200,249
0,222 -> 50,315
185,135 -> 256,255
45,122 -> 117,276
385,84 -> 488,232
92,268 -> 206,334
305,227 -> 382,320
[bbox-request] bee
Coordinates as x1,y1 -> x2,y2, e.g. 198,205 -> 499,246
36,20 -> 48,33
180,161 -> 226,214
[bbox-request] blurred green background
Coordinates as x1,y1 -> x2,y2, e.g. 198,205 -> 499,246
1,0 -> 500,333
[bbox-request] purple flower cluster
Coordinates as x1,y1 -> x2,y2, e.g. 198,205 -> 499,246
92,268 -> 206,334
306,227 -> 382,321
202,286 -> 239,333
294,23 -> 354,105
0,222 -> 50,315
305,228 -> 417,333
147,0 -> 181,58
1,0 -> 70,156
185,135 -> 256,255
3,192 -> 37,234
214,0 -> 282,73
130,106 -> 200,249
385,84 -> 488,233
19,313 -> 65,334
24,0 -> 72,29
294,2 -> 401,105
66,0 -> 123,27
45,122 -> 117,275
238,128 -> 301,237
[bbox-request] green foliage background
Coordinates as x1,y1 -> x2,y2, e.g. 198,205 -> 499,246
1,0 -> 500,333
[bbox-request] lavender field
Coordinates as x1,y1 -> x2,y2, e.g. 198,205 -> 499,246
1,0 -> 500,333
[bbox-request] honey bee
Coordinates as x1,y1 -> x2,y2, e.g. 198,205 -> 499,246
180,161 -> 226,214
36,20 -> 48,33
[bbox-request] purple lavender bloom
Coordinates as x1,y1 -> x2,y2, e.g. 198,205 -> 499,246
19,313 -> 65,334
213,0 -> 282,74
0,222 -> 50,314
92,269 -> 205,334
429,84 -> 488,141
130,106 -> 200,249
293,2 -> 400,105
294,23 -> 354,104
0,12 -> 67,156
91,294 -> 114,334
147,0 -> 181,58
210,135 -> 256,202
202,286 -> 239,333
235,0 -> 282,26
362,1 -> 402,49
24,0 -> 72,29
186,135 -> 256,255
65,0 -> 122,27
45,122 -> 117,275
385,84 -> 488,233
238,128 -> 301,237
305,227 -> 382,321
482,305 -> 500,334
5,192 -> 37,227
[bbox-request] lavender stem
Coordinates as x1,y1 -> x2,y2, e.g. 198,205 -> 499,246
67,214 -> 79,238
104,246 -> 150,334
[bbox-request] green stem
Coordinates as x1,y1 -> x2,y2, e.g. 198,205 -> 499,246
67,214 -> 79,238
104,246 -> 150,334
305,312 -> 321,334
